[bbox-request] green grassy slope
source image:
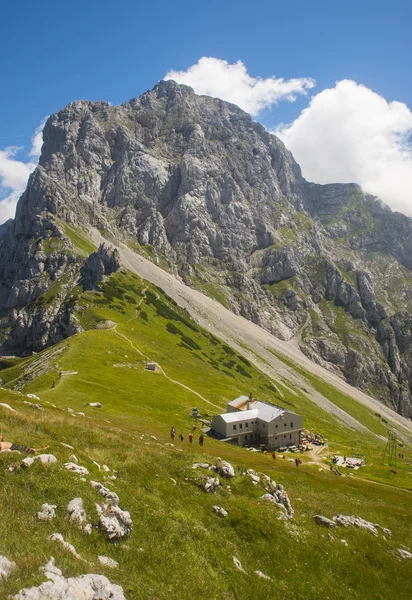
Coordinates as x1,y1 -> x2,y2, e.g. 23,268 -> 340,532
0,270 -> 411,599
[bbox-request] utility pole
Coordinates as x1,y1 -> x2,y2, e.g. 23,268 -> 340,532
382,431 -> 397,468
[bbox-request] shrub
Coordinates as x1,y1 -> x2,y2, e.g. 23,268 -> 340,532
166,322 -> 183,335
237,354 -> 251,367
140,311 -> 149,322
222,345 -> 235,356
181,335 -> 201,350
236,364 -> 252,378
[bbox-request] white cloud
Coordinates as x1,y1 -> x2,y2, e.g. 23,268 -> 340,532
0,118 -> 47,224
165,57 -> 315,116
276,80 -> 412,215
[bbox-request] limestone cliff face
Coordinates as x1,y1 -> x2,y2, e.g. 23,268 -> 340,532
1,80 -> 412,417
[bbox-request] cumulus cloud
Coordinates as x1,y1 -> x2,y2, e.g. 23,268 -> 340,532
0,118 -> 47,224
276,80 -> 412,215
165,57 -> 315,116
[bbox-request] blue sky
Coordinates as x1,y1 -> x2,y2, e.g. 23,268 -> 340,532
1,0 -> 412,221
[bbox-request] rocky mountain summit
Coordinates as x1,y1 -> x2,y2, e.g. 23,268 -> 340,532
1,80 -> 412,416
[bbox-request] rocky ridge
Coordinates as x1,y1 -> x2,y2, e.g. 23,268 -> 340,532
0,80 -> 412,416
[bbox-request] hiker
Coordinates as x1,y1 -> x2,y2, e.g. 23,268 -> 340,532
179,433 -> 184,442
0,435 -> 48,454
199,434 -> 204,446
189,433 -> 194,444
170,427 -> 175,441
192,425 -> 197,432
272,451 -> 276,461
295,457 -> 300,467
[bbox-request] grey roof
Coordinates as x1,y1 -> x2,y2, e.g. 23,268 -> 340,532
253,401 -> 285,422
227,396 -> 288,423
220,409 -> 259,423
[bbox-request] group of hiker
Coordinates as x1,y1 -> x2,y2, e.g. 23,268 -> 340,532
170,425 -> 204,446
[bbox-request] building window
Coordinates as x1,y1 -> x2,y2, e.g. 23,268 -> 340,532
275,424 -> 278,428
245,422 -> 249,428
262,423 -> 265,428
239,423 -> 243,430
284,423 -> 287,427
233,425 -> 237,431
291,422 -> 293,428
289,434 -> 292,440
284,435 -> 286,439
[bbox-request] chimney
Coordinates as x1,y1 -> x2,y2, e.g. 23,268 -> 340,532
247,392 -> 252,410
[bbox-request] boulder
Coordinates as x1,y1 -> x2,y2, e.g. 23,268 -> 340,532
90,481 -> 119,506
0,554 -> 16,580
313,515 -> 336,528
13,572 -> 126,599
202,477 -> 220,493
398,549 -> 412,559
38,504 -> 57,521
212,506 -> 228,518
97,504 -> 133,540
97,556 -> 119,569
64,462 -> 89,476
216,458 -> 234,479
67,498 -> 90,533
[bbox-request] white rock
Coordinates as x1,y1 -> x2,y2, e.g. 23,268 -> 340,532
202,476 -> 220,493
398,549 -> 412,559
313,515 -> 336,528
0,402 -> 16,413
102,465 -> 110,472
340,539 -> 348,546
98,556 -> 119,569
90,481 -> 119,506
333,515 -> 387,537
192,462 -> 212,470
67,498 -> 90,533
213,505 -> 228,518
89,402 -> 102,408
216,458 -> 235,479
38,503 -> 57,521
0,554 -> 16,580
170,477 -> 177,486
27,394 -> 40,401
22,455 -> 57,468
40,557 -> 62,579
13,572 -> 126,599
60,442 -> 74,450
23,401 -> 44,411
255,570 -> 271,580
98,504 -> 133,540
233,556 -> 247,574
92,461 -> 101,471
49,533 -> 86,562
64,462 -> 89,476
69,455 -> 78,463
36,454 -> 57,465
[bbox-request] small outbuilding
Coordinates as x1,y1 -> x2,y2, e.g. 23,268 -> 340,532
145,362 -> 158,371
211,394 -> 303,449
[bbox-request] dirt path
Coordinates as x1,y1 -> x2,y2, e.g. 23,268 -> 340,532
111,305 -> 222,411
90,229 -> 412,437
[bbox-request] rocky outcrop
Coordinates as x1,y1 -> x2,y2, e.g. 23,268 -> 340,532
80,245 -> 120,291
1,80 -> 412,415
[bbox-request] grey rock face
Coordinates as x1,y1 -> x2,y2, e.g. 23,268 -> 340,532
1,80 -> 412,416
80,245 -> 120,290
